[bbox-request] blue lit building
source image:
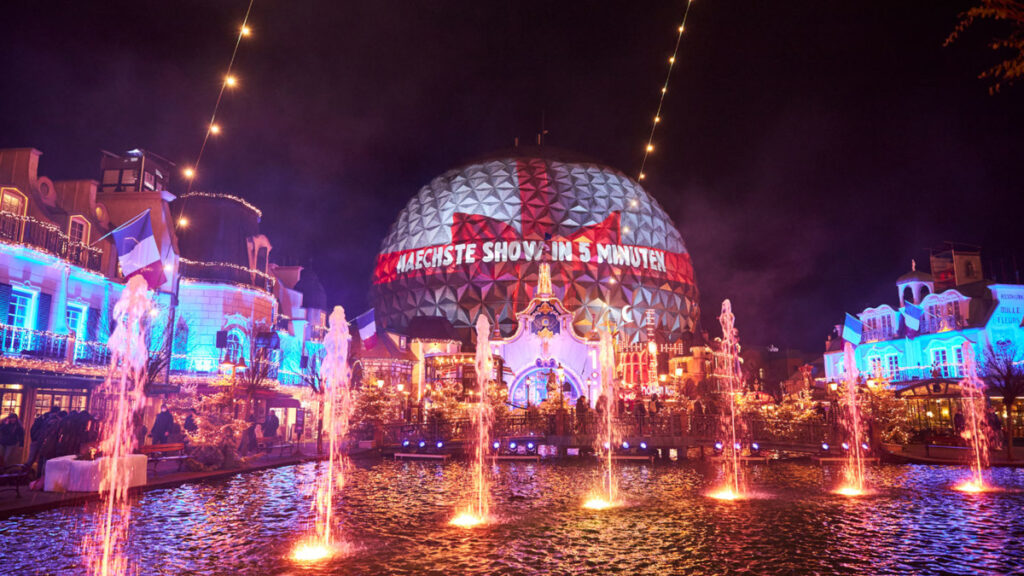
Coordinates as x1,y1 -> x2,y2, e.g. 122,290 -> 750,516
0,147 -> 325,460
823,251 -> 1024,432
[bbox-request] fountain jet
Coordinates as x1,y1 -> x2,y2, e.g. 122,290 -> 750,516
584,329 -> 620,509
954,342 -> 990,493
292,306 -> 353,562
83,276 -> 153,576
837,342 -> 868,496
450,315 -> 494,527
710,299 -> 746,501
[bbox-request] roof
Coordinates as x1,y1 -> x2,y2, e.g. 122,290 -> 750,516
896,269 -> 933,284
353,330 -> 417,363
294,268 -> 327,310
405,315 -> 461,341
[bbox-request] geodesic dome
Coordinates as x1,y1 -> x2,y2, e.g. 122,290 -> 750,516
371,150 -> 699,342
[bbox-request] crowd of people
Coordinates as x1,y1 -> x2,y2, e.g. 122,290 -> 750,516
0,407 -> 100,474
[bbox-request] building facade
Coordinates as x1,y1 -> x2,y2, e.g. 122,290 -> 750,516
0,147 -> 326,461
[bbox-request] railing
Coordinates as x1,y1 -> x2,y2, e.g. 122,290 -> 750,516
179,258 -> 275,292
0,211 -> 103,272
0,324 -> 111,367
380,410 -> 838,448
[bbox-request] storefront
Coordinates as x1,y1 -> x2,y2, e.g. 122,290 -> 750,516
0,369 -> 101,461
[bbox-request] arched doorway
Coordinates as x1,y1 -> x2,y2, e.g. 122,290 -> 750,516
508,364 -> 583,407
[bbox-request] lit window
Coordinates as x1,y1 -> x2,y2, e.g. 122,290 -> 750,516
6,289 -> 35,329
69,217 -> 89,245
102,170 -> 120,186
66,304 -> 86,339
226,330 -> 246,363
868,356 -> 883,378
886,355 -> 900,380
932,349 -> 949,377
1,190 -> 25,215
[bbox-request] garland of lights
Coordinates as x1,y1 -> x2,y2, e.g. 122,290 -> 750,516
0,213 -> 103,255
637,0 -> 697,182
178,191 -> 263,219
182,0 -> 256,188
179,257 -> 276,285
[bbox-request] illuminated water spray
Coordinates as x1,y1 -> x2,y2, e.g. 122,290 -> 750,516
836,342 -> 868,497
292,306 -> 353,562
83,276 -> 153,576
709,299 -> 746,501
450,315 -> 494,528
954,342 -> 990,493
584,329 -> 619,510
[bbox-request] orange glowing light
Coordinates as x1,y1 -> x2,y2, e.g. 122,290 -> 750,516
225,75 -> 238,87
210,124 -> 221,135
708,487 -> 742,501
835,486 -> 865,497
240,25 -> 252,37
953,480 -> 987,493
183,168 -> 195,179
646,144 -> 655,152
449,511 -> 486,528
178,216 -> 189,228
582,497 -> 616,510
291,542 -> 333,563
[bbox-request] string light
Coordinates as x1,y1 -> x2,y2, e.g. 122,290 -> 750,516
185,0 -> 256,196
179,259 -> 277,287
183,167 -> 195,179
637,0 -> 697,183
178,191 -> 263,219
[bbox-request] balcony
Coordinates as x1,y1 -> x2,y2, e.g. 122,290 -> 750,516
179,258 -> 275,292
0,324 -> 111,371
0,211 -> 103,272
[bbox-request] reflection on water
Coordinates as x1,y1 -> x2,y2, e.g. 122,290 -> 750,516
2,460 -> 1023,575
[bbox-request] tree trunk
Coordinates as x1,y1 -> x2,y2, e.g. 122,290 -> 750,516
1006,400 -> 1016,462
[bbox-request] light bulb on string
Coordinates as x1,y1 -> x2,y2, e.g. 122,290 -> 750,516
210,124 -> 221,135
241,25 -> 252,37
183,168 -> 195,179
225,75 -> 238,87
646,144 -> 654,153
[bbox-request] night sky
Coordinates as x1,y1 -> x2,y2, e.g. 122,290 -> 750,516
1,1 -> 1021,351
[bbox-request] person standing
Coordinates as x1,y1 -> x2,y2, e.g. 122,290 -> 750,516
151,405 -> 174,445
575,395 -> 589,433
0,413 -> 25,466
263,409 -> 280,440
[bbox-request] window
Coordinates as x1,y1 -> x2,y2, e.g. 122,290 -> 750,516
953,346 -> 964,377
932,349 -> 949,377
226,330 -> 246,363
869,356 -> 883,378
66,304 -> 86,339
886,355 -> 900,380
1,189 -> 26,215
7,289 -> 35,329
102,170 -> 120,186
69,217 -> 89,245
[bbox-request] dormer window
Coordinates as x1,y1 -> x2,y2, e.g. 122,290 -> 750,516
0,188 -> 27,216
69,216 -> 90,245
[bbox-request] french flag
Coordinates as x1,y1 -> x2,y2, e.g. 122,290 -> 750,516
842,313 -> 863,346
356,309 -> 377,349
112,209 -> 165,290
903,302 -> 924,332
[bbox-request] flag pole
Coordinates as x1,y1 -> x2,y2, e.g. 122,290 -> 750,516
91,208 -> 150,246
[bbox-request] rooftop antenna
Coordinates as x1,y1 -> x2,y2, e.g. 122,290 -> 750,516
537,110 -> 549,146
